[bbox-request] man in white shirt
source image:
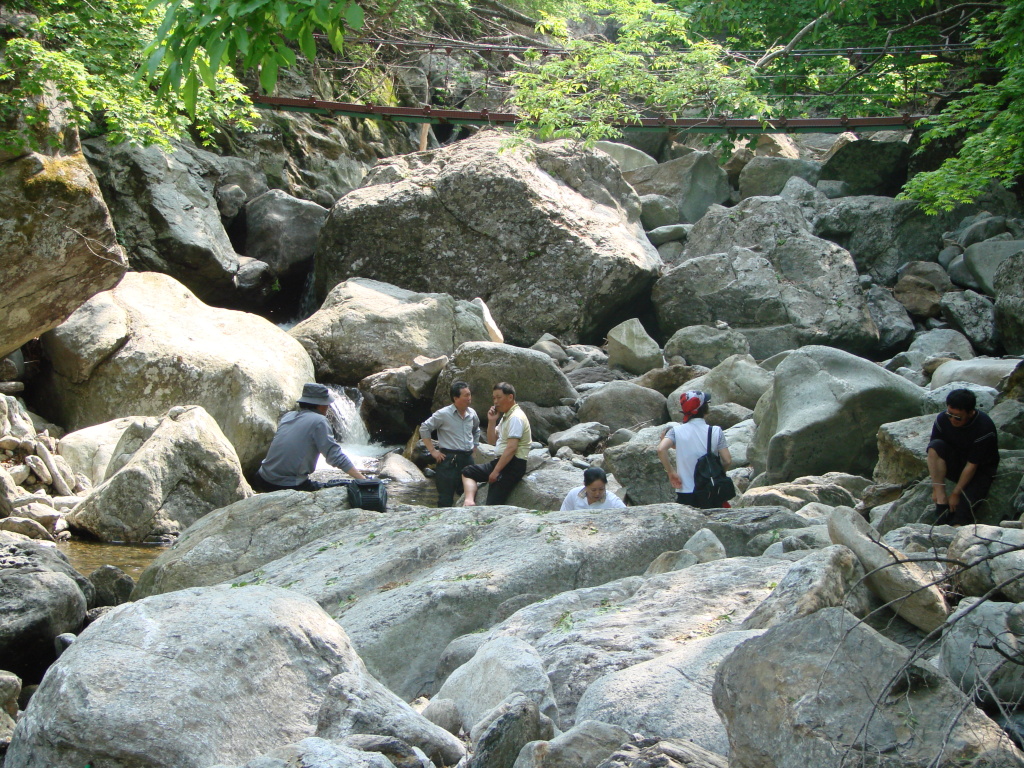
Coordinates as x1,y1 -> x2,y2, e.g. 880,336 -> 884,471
461,382 -> 532,505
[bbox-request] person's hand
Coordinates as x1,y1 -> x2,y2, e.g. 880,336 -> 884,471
949,488 -> 962,511
488,405 -> 499,422
431,449 -> 446,463
488,468 -> 501,484
668,471 -> 681,489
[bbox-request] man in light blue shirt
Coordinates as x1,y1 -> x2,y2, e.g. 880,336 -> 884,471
254,383 -> 366,492
420,380 -> 481,507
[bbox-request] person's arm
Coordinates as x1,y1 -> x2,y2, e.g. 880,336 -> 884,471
488,438 -> 519,483
719,447 -> 733,470
949,462 -> 978,511
472,413 -> 482,448
486,406 -> 499,446
314,420 -> 366,479
420,412 -> 445,463
560,489 -> 575,511
657,437 -> 681,489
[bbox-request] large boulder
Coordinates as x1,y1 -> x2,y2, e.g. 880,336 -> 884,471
243,189 -> 328,286
83,138 -> 268,306
965,239 -> 1024,296
941,597 -> 1024,707
0,531 -> 92,682
663,325 -> 750,369
133,501 -> 745,700
940,289 -> 999,354
57,416 -> 161,487
577,382 -> 669,434
874,413 -> 933,485
930,357 -> 1020,390
750,346 -> 927,482
948,525 -> 1024,603
713,607 -> 1024,768
313,133 -> 661,345
605,319 -> 662,375
864,285 -> 915,355
603,425 -> 675,505
291,278 -> 490,384
994,249 -> 1024,354
38,272 -> 313,472
574,631 -> 761,756
818,139 -> 911,196
5,585 -> 464,768
813,197 -> 947,285
621,151 -> 731,224
66,406 -> 252,543
669,354 -> 771,414
738,156 -> 820,199
472,554 -> 794,726
654,197 -> 878,358
0,151 -> 126,359
432,342 -> 577,419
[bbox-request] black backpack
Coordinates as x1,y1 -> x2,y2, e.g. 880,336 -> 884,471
692,426 -> 735,509
346,478 -> 388,512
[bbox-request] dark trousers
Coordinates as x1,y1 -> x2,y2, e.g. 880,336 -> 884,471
434,449 -> 474,507
252,473 -> 321,493
462,457 -> 527,505
927,438 -> 995,525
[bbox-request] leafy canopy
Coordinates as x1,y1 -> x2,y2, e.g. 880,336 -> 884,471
0,0 -> 256,155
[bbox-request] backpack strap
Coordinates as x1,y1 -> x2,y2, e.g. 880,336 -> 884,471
706,426 -> 714,456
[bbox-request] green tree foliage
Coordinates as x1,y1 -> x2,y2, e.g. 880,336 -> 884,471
143,0 -> 366,106
0,0 -> 256,155
902,3 -> 1024,212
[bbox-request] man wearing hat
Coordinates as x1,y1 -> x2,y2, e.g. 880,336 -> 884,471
657,390 -> 732,508
254,383 -> 366,492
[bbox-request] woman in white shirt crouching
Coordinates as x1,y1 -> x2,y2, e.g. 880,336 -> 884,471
560,467 -> 627,511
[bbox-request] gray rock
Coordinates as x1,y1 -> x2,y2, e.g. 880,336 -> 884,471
741,545 -> 874,629
948,525 -> 1024,603
827,507 -> 948,632
244,189 -> 328,283
292,278 -> 490,384
682,528 -> 726,563
40,272 -> 314,473
930,357 -> 1019,390
595,142 -> 657,173
994,249 -> 1024,354
816,179 -> 852,198
0,531 -> 91,681
6,584 -> 464,768
573,634 -> 756,757
82,138 -> 266,305
477,554 -> 794,725
874,414 -> 933,485
941,597 -> 1024,706
593,737 -> 727,768
865,285 -> 915,354
907,327 -> 976,362
577,382 -> 668,433
0,151 -> 126,359
67,406 -> 252,543
656,197 -> 878,357
548,423 -> 610,455
965,239 -> 1024,295
469,693 -> 545,768
662,326 -> 750,369
88,565 -> 134,607
940,289 -> 999,353
949,253 -> 986,291
638,194 -> 679,230
819,139 -> 910,196
713,607 -> 1024,768
622,152 -> 731,224
514,720 -> 631,768
314,134 -> 661,346
749,346 -> 926,482
704,403 -> 753,430
894,274 -> 943,318
738,156 -> 820,199
814,196 -> 947,285
646,224 -> 689,247
58,417 -> 161,487
669,354 -> 771,414
436,636 -> 558,733
606,319 -> 662,375
432,342 -> 577,416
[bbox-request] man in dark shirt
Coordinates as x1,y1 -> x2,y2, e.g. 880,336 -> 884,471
927,388 -> 999,525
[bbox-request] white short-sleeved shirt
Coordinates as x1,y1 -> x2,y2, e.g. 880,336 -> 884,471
559,485 -> 627,511
665,418 -> 727,493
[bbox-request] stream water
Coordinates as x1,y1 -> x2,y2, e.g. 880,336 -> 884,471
58,387 -> 438,578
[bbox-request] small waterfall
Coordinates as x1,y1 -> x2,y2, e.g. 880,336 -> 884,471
325,384 -> 372,445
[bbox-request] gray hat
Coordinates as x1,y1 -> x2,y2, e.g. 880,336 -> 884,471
297,382 -> 331,406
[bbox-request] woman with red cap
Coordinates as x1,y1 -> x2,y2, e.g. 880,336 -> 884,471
657,390 -> 732,508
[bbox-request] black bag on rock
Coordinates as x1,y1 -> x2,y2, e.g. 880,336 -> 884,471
347,478 -> 388,512
692,426 -> 735,508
